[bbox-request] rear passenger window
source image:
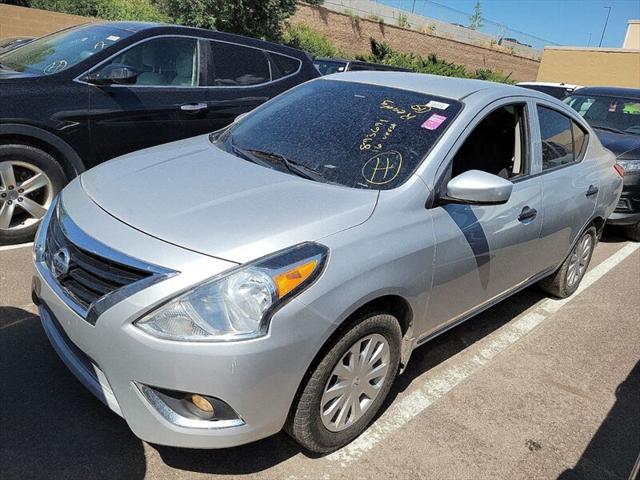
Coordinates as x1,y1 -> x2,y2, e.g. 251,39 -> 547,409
209,41 -> 270,86
537,106 -> 586,170
269,53 -> 300,80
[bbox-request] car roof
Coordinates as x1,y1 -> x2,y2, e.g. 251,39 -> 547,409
95,21 -> 163,33
325,71 -> 534,101
517,81 -> 582,89
571,86 -> 640,99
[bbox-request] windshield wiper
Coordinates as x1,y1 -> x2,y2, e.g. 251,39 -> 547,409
245,149 -> 328,183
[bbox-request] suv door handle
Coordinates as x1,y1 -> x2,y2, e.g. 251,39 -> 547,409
180,103 -> 207,112
586,185 -> 599,197
518,206 -> 537,222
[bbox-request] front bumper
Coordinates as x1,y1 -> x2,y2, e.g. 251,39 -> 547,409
32,181 -> 334,449
607,174 -> 640,226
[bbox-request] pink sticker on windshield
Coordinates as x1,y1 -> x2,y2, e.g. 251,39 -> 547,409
421,114 -> 447,130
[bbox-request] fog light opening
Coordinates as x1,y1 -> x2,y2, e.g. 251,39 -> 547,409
189,394 -> 214,415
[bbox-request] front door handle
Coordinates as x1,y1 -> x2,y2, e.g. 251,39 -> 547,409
518,206 -> 537,222
180,102 -> 208,113
586,185 -> 599,197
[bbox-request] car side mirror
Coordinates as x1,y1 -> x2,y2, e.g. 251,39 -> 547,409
84,64 -> 139,86
443,170 -> 513,205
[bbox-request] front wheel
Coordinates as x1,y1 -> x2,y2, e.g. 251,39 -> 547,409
286,313 -> 401,453
0,145 -> 67,245
539,226 -> 596,298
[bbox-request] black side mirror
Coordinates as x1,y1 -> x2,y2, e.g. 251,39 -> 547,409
84,64 -> 139,86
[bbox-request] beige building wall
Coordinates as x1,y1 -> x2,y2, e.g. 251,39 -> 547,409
537,46 -> 640,88
623,19 -> 640,49
0,4 -> 95,39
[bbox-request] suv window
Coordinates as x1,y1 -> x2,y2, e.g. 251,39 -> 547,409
0,24 -> 134,75
101,37 -> 200,86
209,41 -> 270,86
451,104 -> 528,179
269,53 -> 300,80
537,106 -> 586,170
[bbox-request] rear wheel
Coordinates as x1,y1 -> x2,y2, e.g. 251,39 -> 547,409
624,222 -> 640,242
286,313 -> 401,453
0,145 -> 67,245
539,226 -> 596,298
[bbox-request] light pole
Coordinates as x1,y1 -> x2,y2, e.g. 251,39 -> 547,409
598,6 -> 612,47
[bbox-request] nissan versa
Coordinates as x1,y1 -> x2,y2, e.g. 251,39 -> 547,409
32,73 -> 622,453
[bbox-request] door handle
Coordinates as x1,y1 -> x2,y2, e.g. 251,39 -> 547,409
518,206 -> 537,222
180,103 -> 207,112
586,185 -> 599,197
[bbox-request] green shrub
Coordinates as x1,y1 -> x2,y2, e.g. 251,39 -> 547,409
282,24 -> 341,57
397,12 -> 410,28
364,38 -> 513,83
29,0 -> 169,22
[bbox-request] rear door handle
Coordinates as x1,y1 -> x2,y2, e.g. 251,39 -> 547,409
518,206 -> 537,222
180,102 -> 207,112
586,185 -> 599,197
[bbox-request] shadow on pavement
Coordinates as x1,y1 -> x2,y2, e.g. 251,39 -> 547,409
0,307 -> 146,480
557,360 -> 640,480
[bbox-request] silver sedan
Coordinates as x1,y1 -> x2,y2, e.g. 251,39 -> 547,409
32,72 -> 622,453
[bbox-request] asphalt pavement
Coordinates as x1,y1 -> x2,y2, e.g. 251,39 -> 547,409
0,227 -> 638,480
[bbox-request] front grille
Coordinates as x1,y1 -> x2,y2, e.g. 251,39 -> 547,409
615,198 -> 632,213
44,212 -> 152,313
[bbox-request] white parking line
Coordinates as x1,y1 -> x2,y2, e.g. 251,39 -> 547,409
328,243 -> 640,464
0,242 -> 33,252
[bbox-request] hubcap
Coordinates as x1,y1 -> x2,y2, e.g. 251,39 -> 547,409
0,161 -> 53,232
320,333 -> 390,432
567,233 -> 593,288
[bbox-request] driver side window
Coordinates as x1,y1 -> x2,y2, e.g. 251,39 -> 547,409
450,103 -> 529,179
101,37 -> 200,86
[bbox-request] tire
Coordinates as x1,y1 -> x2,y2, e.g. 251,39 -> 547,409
539,226 -> 597,298
286,313 -> 402,453
0,144 -> 67,245
624,222 -> 640,242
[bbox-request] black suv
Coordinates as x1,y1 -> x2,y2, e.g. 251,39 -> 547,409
0,22 -> 319,244
565,86 -> 640,241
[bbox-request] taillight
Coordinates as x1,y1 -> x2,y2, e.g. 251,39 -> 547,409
614,163 -> 624,177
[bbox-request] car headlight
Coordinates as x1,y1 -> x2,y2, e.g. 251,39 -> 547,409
617,159 -> 640,174
135,242 -> 328,341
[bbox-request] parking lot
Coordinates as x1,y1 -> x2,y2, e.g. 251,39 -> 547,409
0,227 -> 638,480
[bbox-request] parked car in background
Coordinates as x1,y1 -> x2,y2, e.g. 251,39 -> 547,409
0,22 -> 319,244
565,86 -> 640,240
32,73 -> 621,454
0,36 -> 33,54
313,57 -> 411,76
517,82 -> 582,100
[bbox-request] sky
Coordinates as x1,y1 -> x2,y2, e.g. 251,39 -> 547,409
376,0 -> 640,48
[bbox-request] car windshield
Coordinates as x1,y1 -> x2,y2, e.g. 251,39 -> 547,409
216,79 -> 462,190
0,24 -> 134,75
564,94 -> 640,135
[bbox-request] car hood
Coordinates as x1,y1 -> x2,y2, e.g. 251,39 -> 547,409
593,128 -> 640,160
81,135 -> 378,263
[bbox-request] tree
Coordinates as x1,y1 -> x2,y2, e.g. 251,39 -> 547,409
28,0 -> 168,22
468,1 -> 483,30
156,0 -> 307,41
